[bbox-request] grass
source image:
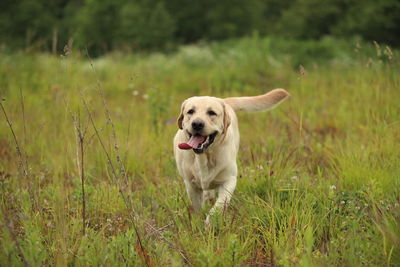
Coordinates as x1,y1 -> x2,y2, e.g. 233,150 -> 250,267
0,36 -> 399,266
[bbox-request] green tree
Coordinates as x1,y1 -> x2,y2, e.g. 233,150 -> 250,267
0,0 -> 60,50
274,0 -> 344,39
1,0 -> 400,54
74,0 -> 120,55
117,0 -> 175,50
204,0 -> 265,40
334,0 -> 400,45
164,0 -> 266,42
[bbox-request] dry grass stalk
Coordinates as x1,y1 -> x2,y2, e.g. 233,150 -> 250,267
73,109 -> 88,236
0,98 -> 30,266
80,94 -> 152,267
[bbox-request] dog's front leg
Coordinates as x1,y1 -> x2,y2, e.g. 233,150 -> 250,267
206,176 -> 237,224
202,189 -> 216,208
184,179 -> 203,211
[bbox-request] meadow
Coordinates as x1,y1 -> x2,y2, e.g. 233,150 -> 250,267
0,37 -> 399,266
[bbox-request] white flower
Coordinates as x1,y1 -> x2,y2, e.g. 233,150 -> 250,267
143,94 -> 149,100
330,185 -> 337,190
132,90 -> 139,96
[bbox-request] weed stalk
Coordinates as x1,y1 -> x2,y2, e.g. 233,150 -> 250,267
81,94 -> 152,267
0,99 -> 30,266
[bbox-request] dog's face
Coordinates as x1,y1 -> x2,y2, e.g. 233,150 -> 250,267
177,96 -> 230,154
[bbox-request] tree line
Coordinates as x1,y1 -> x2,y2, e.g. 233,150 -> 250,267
1,0 -> 399,55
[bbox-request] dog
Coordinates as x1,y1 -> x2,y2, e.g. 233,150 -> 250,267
173,89 -> 290,223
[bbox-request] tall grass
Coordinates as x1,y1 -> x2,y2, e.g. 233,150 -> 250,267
0,37 -> 399,266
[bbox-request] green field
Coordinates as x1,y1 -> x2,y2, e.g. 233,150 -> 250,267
1,37 -> 399,266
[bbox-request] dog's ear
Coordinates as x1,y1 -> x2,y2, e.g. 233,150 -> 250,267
177,100 -> 187,129
222,103 -> 231,135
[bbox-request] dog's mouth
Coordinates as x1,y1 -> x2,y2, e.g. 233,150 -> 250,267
178,132 -> 218,154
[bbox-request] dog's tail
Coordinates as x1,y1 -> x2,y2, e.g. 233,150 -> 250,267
223,88 -> 290,112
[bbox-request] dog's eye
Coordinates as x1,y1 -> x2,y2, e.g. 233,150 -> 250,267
207,110 -> 217,116
187,109 -> 195,115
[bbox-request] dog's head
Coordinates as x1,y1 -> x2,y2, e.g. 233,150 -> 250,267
177,96 -> 230,154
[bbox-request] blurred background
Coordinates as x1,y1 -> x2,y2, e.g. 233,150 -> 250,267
1,0 -> 399,56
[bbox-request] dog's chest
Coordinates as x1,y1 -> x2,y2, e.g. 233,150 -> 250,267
187,154 -> 218,188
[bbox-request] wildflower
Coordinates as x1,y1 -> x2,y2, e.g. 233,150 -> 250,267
132,90 -> 139,96
299,65 -> 307,76
330,185 -> 337,190
384,46 -> 393,61
143,94 -> 149,100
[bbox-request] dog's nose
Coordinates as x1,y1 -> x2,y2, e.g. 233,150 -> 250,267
191,119 -> 205,131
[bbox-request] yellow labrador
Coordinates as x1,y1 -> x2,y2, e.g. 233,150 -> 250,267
173,89 -> 289,223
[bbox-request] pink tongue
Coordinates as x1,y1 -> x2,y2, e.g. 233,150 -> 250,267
179,135 -> 207,149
